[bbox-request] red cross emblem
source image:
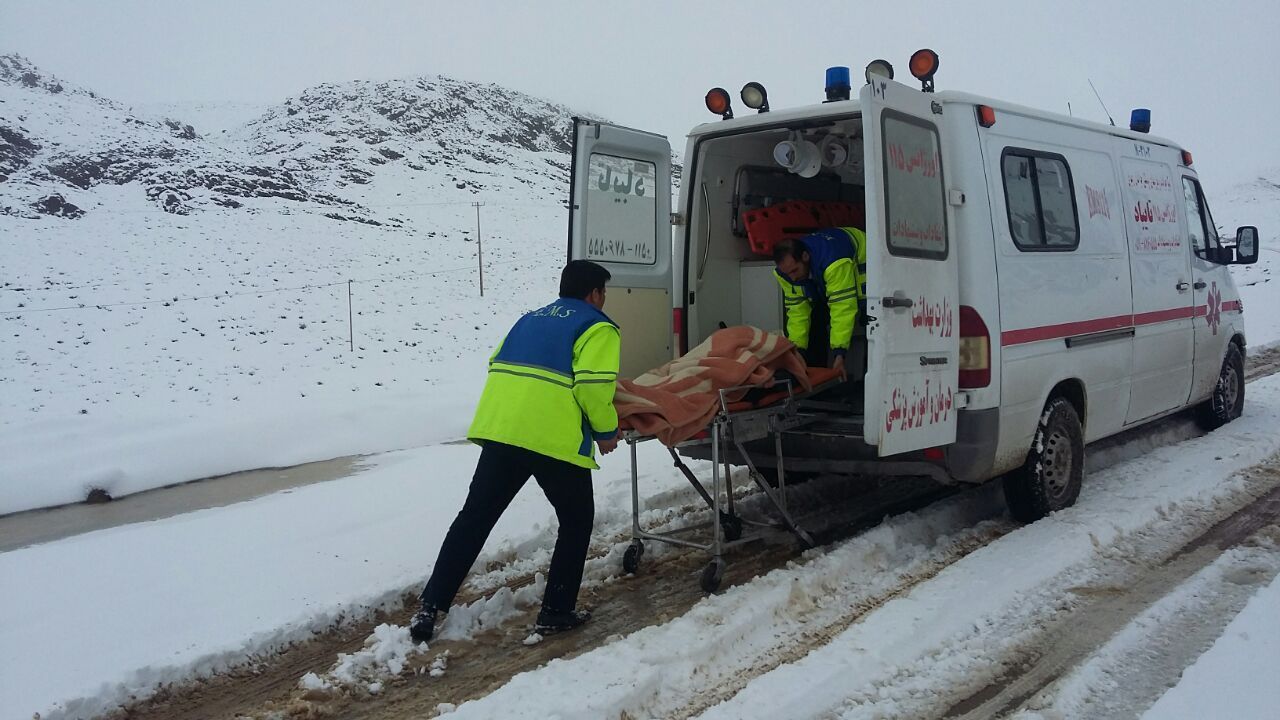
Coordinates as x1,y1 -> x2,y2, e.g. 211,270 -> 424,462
1205,281 -> 1222,335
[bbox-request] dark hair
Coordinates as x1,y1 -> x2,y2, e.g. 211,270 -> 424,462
772,238 -> 809,264
559,260 -> 612,299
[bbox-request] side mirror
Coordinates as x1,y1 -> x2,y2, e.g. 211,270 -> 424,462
1234,226 -> 1259,264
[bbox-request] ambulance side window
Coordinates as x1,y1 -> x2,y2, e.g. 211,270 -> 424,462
1001,149 -> 1080,252
1182,177 -> 1221,258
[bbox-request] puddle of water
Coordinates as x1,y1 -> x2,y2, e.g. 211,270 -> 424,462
0,455 -> 364,552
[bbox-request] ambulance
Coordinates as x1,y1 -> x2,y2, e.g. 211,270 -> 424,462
565,50 -> 1260,521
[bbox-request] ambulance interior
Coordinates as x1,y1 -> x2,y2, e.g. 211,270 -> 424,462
685,115 -> 868,405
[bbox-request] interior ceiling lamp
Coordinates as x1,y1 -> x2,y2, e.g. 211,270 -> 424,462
864,59 -> 894,84
705,87 -> 734,120
740,82 -> 770,113
909,48 -> 940,92
819,135 -> 848,167
773,132 -> 822,178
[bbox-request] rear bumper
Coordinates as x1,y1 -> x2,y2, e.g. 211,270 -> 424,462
945,407 -> 1000,484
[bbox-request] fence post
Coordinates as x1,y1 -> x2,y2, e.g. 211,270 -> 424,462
473,201 -> 485,297
347,280 -> 354,351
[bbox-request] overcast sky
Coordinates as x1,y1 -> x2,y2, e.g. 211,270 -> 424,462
3,0 -> 1277,190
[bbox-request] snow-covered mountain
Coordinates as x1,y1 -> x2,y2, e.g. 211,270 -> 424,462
0,53 -> 581,222
1212,168 -> 1280,345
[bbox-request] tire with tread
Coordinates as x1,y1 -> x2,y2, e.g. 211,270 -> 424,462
1196,343 -> 1245,431
1003,396 -> 1085,523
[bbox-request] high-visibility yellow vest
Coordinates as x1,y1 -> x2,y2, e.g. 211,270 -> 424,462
774,227 -> 867,355
468,298 -> 620,469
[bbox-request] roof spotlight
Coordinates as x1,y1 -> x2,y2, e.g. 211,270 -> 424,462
705,87 -> 734,120
909,49 -> 940,92
864,59 -> 894,84
740,82 -> 770,113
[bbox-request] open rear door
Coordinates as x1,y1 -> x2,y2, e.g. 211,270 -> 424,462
859,80 -> 959,456
568,118 -> 673,378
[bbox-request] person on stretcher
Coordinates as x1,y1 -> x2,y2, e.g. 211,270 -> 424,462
772,227 -> 867,376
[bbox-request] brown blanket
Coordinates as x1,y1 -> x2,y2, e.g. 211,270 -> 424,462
615,326 -> 811,446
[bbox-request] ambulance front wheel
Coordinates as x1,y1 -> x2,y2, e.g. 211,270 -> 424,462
1196,343 -> 1244,431
1003,396 -> 1084,523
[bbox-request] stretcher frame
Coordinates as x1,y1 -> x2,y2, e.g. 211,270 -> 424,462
622,377 -> 833,592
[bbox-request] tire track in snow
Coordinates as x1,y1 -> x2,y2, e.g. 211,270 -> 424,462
114,351 -> 1280,720
944,467 -> 1280,719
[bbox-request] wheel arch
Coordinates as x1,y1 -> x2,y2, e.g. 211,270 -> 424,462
1046,378 -> 1087,432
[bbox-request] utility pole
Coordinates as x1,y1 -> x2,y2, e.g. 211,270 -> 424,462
472,201 -> 485,297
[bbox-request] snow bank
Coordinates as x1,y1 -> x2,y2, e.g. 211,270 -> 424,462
0,439 -> 693,719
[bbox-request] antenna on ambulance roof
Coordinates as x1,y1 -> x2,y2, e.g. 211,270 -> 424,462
1088,79 -> 1116,127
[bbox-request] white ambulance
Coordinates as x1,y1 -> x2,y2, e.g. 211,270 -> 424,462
565,50 -> 1260,521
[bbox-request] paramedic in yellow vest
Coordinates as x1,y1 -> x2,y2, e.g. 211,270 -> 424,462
773,227 -> 867,375
410,260 -> 621,642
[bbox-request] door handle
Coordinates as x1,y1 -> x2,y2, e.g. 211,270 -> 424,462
1175,281 -> 1190,292
1193,280 -> 1207,290
919,356 -> 948,366
882,296 -> 914,308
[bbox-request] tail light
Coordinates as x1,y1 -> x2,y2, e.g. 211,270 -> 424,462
672,307 -> 687,356
958,305 -> 990,388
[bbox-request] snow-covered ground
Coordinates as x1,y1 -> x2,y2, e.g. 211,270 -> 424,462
1142,568 -> 1280,720
1,204 -> 564,514
0,433 -> 703,718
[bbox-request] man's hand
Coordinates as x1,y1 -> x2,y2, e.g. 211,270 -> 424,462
598,436 -> 620,455
832,354 -> 847,380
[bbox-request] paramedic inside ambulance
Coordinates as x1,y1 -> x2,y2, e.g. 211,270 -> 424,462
773,227 -> 867,376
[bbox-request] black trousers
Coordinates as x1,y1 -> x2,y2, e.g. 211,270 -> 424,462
420,441 -> 594,613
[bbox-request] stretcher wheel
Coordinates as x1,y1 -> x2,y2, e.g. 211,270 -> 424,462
720,512 -> 743,542
623,541 -> 644,574
700,558 -> 725,593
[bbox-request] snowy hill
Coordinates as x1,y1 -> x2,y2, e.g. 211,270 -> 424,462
0,55 -> 591,513
1212,169 -> 1280,346
0,54 -> 361,220
0,53 -> 583,223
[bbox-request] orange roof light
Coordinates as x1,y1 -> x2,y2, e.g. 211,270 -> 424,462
1181,149 -> 1194,166
705,87 -> 733,120
977,105 -> 996,128
909,48 -> 940,92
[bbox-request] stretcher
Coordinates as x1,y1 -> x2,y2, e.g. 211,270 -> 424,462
621,367 -> 845,592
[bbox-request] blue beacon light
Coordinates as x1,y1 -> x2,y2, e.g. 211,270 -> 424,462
1130,108 -> 1151,133
825,66 -> 851,102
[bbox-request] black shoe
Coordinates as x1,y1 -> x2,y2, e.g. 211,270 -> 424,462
409,606 -> 438,643
534,608 -> 591,634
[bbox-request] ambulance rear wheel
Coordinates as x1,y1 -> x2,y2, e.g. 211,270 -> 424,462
1196,343 -> 1244,431
1003,396 -> 1084,523
622,541 -> 644,575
